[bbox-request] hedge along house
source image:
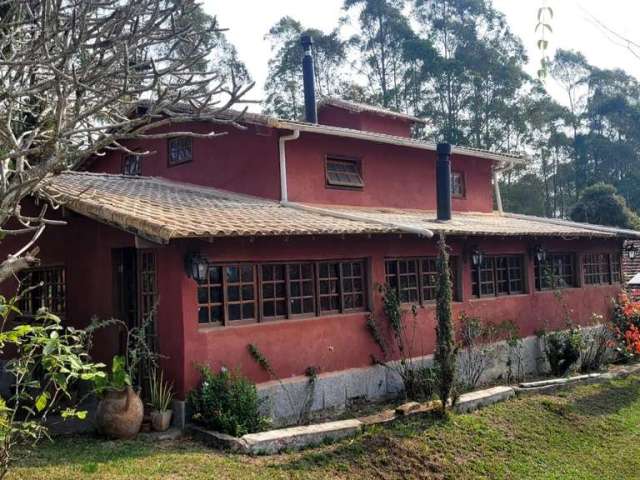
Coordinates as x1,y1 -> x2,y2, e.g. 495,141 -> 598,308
2,36 -> 639,424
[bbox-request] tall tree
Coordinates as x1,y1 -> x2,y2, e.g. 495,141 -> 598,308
264,17 -> 348,119
413,0 -> 529,147
344,0 -> 418,111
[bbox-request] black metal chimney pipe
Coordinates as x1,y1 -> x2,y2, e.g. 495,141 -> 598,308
436,142 -> 452,221
301,34 -> 317,123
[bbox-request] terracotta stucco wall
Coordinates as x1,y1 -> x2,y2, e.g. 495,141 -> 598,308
167,234 -> 622,398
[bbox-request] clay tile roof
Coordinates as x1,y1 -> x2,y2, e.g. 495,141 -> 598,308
40,172 -> 640,243
317,97 -> 425,123
298,204 -> 640,239
41,172 -> 395,243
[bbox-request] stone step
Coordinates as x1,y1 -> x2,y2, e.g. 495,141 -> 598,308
241,419 -> 363,454
455,386 -> 515,413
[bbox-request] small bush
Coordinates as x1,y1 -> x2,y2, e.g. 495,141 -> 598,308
403,365 -> 438,401
187,366 -> 267,436
544,328 -> 582,377
579,315 -> 613,372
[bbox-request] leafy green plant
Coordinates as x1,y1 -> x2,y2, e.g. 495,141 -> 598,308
543,327 -> 583,376
93,355 -> 131,393
0,296 -> 105,479
148,369 -> 173,412
187,366 -> 267,437
88,308 -> 160,392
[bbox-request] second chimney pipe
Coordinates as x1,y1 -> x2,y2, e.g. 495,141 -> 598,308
301,34 -> 317,123
436,142 -> 452,221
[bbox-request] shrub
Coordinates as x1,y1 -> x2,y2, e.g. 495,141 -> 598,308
457,313 -> 498,391
403,365 -> 438,401
611,292 -> 640,361
543,328 -> 582,376
579,315 -> 613,372
187,366 -> 267,436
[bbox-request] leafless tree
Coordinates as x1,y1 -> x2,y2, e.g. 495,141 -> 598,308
0,0 -> 253,283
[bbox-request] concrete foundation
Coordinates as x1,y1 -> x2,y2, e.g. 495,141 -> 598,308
256,329 -> 574,427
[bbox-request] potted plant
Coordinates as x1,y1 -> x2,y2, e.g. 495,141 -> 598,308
94,355 -> 144,439
92,314 -> 159,439
148,369 -> 174,432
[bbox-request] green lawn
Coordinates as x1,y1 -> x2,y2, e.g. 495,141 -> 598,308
11,376 -> 640,479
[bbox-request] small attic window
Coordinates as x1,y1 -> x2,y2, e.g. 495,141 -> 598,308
168,137 -> 192,166
122,154 -> 142,176
451,171 -> 465,198
326,157 -> 364,189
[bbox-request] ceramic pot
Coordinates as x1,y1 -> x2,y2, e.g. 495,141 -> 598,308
150,409 -> 173,432
96,386 -> 144,439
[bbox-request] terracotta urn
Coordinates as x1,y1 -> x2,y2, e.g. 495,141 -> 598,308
150,410 -> 173,432
96,386 -> 144,439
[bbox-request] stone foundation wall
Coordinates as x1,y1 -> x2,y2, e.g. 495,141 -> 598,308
257,326 -> 606,427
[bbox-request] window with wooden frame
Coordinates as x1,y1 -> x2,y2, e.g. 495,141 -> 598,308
287,263 -> 315,316
583,252 -> 622,285
168,137 -> 192,166
325,157 -> 364,189
583,253 -> 611,285
612,253 -> 622,283
471,255 -> 525,298
385,257 -> 459,304
122,154 -> 142,176
317,260 -> 366,313
451,171 -> 465,198
198,260 -> 368,327
139,251 -> 158,323
534,253 -> 576,290
18,266 -> 66,317
260,264 -> 287,319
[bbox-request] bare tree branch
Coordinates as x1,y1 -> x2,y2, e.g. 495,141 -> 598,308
0,0 -> 253,281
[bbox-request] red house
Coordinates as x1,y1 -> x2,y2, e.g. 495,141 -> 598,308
2,42 -> 638,425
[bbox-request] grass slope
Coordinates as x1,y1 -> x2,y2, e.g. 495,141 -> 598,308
10,376 -> 640,480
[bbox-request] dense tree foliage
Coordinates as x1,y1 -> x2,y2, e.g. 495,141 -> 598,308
570,183 -> 640,230
261,0 -> 640,229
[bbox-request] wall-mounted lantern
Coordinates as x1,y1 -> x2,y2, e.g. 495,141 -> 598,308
185,252 -> 208,282
471,246 -> 484,266
530,245 -> 547,263
625,243 -> 638,260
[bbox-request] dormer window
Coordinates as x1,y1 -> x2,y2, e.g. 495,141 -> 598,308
326,157 -> 364,189
168,137 -> 192,166
122,154 -> 142,176
451,171 -> 465,198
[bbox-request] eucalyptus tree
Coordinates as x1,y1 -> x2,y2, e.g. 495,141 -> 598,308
412,0 -> 529,148
344,0 -> 418,111
0,0 -> 252,283
264,16 -> 349,119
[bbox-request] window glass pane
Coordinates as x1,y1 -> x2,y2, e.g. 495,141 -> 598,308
168,137 -> 192,165
288,263 -> 315,315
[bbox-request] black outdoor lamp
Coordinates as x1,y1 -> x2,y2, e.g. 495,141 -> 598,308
185,252 -> 208,282
531,245 -> 547,263
471,246 -> 484,266
625,243 -> 638,260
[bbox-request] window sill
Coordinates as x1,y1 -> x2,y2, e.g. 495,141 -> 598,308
468,293 -> 531,302
197,310 -> 370,332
